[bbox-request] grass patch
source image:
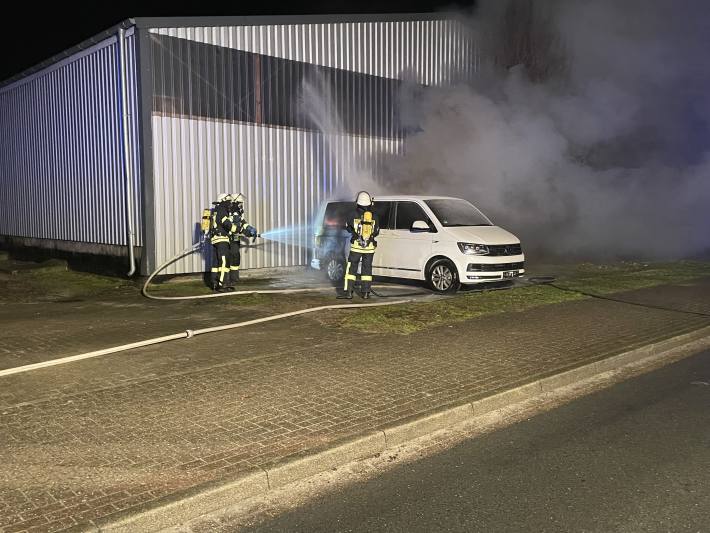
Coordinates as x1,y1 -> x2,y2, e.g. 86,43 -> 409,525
335,285 -> 585,334
336,260 -> 710,335
4,256 -> 709,331
0,259 -> 133,302
554,261 -> 710,294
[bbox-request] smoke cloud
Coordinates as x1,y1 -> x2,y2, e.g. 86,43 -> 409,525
310,0 -> 710,261
389,0 -> 710,260
300,76 -> 386,198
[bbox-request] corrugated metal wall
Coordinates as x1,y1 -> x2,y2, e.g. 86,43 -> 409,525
148,19 -> 477,274
152,20 -> 477,84
0,29 -> 142,248
152,116 -> 400,273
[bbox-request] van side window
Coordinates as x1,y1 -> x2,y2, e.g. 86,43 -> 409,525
371,201 -> 392,229
394,202 -> 433,231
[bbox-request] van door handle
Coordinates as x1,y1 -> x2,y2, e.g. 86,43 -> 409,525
432,240 -> 439,243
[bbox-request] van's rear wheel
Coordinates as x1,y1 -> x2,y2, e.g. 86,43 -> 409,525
325,256 -> 345,282
427,258 -> 460,294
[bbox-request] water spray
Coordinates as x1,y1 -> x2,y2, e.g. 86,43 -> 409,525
258,225 -> 313,249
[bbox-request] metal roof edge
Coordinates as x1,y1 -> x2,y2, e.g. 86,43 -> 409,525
133,12 -> 458,29
0,18 -> 135,89
0,12 -> 466,89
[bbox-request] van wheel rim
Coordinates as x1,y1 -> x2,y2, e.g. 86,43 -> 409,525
432,265 -> 453,291
328,260 -> 344,280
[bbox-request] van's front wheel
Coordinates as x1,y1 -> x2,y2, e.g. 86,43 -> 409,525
427,258 -> 460,294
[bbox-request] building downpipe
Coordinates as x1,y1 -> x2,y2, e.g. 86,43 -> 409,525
118,26 -> 136,277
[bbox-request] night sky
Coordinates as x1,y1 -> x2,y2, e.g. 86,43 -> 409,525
0,0 -> 475,82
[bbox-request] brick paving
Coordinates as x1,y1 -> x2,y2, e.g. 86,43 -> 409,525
1,279 -> 709,532
0,290 -> 336,372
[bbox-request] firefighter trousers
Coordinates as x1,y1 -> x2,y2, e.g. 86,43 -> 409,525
344,251 -> 374,293
228,240 -> 241,283
210,241 -> 231,289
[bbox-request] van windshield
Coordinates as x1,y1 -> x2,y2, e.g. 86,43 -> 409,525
424,199 -> 493,227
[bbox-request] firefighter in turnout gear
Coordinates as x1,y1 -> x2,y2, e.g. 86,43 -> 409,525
227,193 -> 257,285
338,191 -> 379,299
209,193 -> 235,292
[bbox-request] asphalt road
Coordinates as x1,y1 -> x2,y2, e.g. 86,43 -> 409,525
242,350 -> 710,533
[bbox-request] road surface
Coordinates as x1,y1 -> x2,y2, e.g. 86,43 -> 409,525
239,350 -> 710,532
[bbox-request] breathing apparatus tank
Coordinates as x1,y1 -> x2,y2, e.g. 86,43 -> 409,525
355,209 -> 375,248
201,209 -> 212,235
360,210 -> 374,240
201,193 -> 230,239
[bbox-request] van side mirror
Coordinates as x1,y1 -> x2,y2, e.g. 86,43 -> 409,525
411,220 -> 431,232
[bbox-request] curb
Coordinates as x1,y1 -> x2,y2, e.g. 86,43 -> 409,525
90,325 -> 710,532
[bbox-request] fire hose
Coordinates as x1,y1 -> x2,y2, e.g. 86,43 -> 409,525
141,242 -> 333,300
0,298 -> 416,378
0,244 -> 422,378
4,264 -> 705,378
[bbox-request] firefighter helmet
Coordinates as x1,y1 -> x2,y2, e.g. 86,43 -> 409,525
355,191 -> 373,208
217,193 -> 231,203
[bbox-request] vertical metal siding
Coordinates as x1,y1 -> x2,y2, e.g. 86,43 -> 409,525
148,19 -> 476,274
153,20 -> 476,85
152,116 -> 401,274
0,29 -> 142,248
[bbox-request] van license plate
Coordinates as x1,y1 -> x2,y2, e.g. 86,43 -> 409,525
503,271 -> 517,278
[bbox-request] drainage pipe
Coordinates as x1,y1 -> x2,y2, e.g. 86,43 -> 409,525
118,26 -> 137,277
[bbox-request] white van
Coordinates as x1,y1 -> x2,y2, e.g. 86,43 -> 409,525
311,195 -> 524,293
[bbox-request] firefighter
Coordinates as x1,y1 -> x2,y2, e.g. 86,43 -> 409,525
338,191 -> 378,299
209,193 -> 234,292
227,193 -> 258,285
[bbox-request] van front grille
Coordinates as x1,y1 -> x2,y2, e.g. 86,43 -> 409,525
487,244 -> 522,256
467,261 -> 525,272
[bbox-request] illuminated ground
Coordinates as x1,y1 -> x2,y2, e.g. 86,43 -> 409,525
1,255 -> 709,532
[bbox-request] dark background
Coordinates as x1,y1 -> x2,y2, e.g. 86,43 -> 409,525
0,0 -> 476,82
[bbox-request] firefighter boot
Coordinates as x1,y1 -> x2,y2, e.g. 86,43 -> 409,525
337,290 -> 353,300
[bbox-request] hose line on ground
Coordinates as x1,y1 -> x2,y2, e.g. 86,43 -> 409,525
523,276 -> 710,318
0,298 -> 414,378
142,242 -> 333,300
0,245 -> 424,378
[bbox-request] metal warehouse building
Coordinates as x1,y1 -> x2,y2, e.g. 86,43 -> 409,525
0,14 -> 476,276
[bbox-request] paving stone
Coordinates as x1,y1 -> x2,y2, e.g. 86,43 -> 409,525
0,279 -> 709,531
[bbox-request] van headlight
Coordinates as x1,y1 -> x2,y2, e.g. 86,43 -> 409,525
458,242 -> 489,255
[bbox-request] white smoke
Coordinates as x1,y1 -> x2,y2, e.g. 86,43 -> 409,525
300,76 -> 383,200
383,0 -> 710,260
